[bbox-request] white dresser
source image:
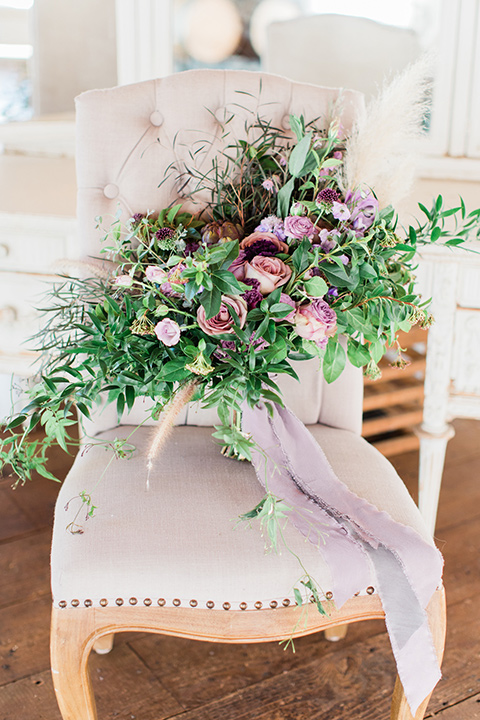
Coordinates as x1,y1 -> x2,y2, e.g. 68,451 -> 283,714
415,241 -> 480,532
0,152 -> 77,418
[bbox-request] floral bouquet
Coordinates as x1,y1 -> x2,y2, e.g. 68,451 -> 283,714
1,108 -> 480,485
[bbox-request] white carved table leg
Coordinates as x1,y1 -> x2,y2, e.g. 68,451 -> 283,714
417,425 -> 455,535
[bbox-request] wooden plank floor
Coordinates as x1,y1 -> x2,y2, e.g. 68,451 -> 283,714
1,419 -> 479,720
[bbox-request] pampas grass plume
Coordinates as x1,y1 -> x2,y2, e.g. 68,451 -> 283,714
344,53 -> 434,208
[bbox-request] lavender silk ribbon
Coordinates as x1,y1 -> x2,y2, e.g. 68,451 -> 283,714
241,401 -> 443,715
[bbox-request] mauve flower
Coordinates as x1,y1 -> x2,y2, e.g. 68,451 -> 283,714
316,188 -> 340,206
154,318 -> 181,346
242,278 -> 263,309
345,188 -> 379,232
245,256 -> 292,295
273,293 -> 296,323
318,228 -> 340,253
294,299 -> 337,347
145,265 -> 168,283
284,215 -> 316,241
333,151 -> 343,160
197,295 -> 248,336
113,275 -> 134,287
331,202 -> 351,221
255,215 -> 286,241
240,232 -> 289,254
242,239 -> 279,262
228,250 -> 248,281
327,286 -> 339,298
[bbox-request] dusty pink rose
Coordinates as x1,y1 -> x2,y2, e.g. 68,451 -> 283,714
239,232 -> 289,254
145,265 -> 168,283
197,295 -> 248,336
273,293 -> 296,323
228,250 -> 248,281
294,299 -> 337,347
245,256 -> 292,294
154,318 -> 181,346
113,275 -> 134,287
284,215 -> 316,241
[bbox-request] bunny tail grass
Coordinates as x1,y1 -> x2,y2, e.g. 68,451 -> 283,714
344,53 -> 434,208
53,258 -> 116,281
146,379 -> 199,478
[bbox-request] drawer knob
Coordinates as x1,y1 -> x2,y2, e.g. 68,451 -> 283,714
0,243 -> 9,258
0,305 -> 17,322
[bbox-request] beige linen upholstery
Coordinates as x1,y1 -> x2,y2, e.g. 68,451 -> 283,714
51,424 -> 432,610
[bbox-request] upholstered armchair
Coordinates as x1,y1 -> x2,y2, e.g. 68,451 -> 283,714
49,70 -> 445,720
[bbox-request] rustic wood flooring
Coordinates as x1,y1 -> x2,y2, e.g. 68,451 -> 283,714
0,418 -> 479,720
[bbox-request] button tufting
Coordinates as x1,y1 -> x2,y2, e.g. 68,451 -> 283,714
103,183 -> 119,199
281,114 -> 291,130
150,110 -> 164,127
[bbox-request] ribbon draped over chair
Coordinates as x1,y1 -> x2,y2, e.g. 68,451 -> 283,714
242,401 -> 443,715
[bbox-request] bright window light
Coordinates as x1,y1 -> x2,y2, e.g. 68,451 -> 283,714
0,43 -> 33,59
0,0 -> 34,8
307,0 -> 415,27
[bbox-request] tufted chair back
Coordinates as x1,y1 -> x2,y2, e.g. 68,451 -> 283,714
75,70 -> 365,437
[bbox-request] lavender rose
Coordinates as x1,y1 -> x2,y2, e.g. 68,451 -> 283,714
284,215 -> 316,241
294,299 -> 337,347
245,256 -> 292,295
197,295 -> 248,336
154,318 -> 181,346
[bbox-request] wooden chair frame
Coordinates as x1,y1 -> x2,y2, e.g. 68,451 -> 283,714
50,585 -> 446,720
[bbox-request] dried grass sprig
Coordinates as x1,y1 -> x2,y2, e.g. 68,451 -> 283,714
52,258 -> 116,280
344,53 -> 434,208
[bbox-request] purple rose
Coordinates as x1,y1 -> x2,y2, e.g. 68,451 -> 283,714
154,318 -> 181,346
284,215 -> 316,241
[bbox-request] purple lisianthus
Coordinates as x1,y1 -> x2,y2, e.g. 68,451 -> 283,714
331,202 -> 351,221
242,278 -> 263,309
327,286 -> 339,298
284,215 -> 316,241
318,228 -> 340,253
255,215 -> 286,241
345,188 -> 379,233
154,318 -> 181,346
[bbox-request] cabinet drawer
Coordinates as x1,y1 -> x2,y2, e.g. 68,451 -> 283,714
0,213 -> 77,274
0,272 -> 59,355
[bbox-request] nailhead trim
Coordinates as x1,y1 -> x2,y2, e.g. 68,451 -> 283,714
254,601 -> 263,610
144,598 -> 152,606
58,596 -> 304,609
366,586 -> 375,595
206,601 -> 215,609
223,602 -> 231,610
325,591 -> 333,600
282,598 -> 290,607
100,598 -> 108,607
71,599 -> 79,607
240,602 -> 248,610
84,599 -> 93,607
157,598 -> 166,607
129,597 -> 137,605
189,599 -> 198,607
116,598 -> 124,606
172,598 -> 181,607
59,600 -> 67,608
269,600 -> 278,609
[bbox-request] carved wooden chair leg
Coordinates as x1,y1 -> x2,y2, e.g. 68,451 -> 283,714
50,608 -> 99,720
324,624 -> 348,642
93,633 -> 115,655
390,586 -> 447,720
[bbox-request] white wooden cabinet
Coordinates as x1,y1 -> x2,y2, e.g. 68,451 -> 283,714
415,241 -> 480,532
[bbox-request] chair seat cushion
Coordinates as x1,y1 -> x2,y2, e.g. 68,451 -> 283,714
51,424 -> 431,611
